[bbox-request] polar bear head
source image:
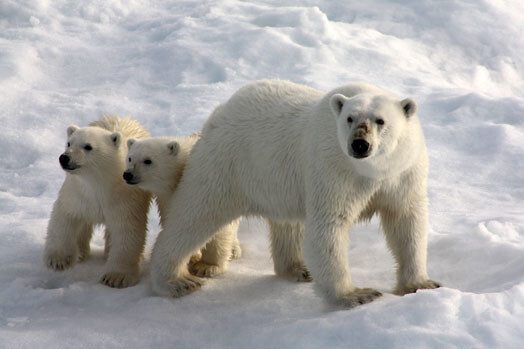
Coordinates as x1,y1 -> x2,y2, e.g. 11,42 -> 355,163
329,91 -> 423,178
123,137 -> 185,194
59,125 -> 123,175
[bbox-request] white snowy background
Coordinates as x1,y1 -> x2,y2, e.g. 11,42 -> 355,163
1,0 -> 524,347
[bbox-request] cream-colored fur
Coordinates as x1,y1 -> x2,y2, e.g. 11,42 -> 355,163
149,80 -> 440,306
124,135 -> 242,278
43,116 -> 152,288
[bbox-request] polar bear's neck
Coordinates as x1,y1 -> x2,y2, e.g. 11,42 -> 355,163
151,171 -> 184,228
152,150 -> 189,227
73,165 -> 127,189
153,188 -> 174,228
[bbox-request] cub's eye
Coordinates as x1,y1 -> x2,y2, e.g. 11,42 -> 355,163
347,117 -> 353,123
144,159 -> 152,165
376,118 -> 385,125
67,142 -> 70,147
84,144 -> 93,151
128,157 -> 132,162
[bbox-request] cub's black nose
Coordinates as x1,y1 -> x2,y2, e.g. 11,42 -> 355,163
59,154 -> 70,167
351,139 -> 370,158
123,171 -> 134,182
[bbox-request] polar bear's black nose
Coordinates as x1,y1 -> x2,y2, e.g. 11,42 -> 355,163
123,171 -> 134,182
59,154 -> 70,167
351,139 -> 370,158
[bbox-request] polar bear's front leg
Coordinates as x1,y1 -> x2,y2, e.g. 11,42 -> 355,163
269,220 -> 311,282
190,219 -> 241,278
380,200 -> 441,295
230,235 -> 242,260
43,208 -> 86,271
103,228 -> 111,260
100,219 -> 146,288
303,213 -> 382,307
76,224 -> 94,262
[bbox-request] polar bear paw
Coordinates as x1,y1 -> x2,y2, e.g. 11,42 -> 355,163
279,263 -> 312,282
189,252 -> 202,264
338,288 -> 382,308
230,242 -> 242,260
44,251 -> 76,271
395,279 -> 441,295
100,271 -> 139,289
189,261 -> 225,278
165,275 -> 205,297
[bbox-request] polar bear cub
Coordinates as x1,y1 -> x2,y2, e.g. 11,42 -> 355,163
149,80 -> 440,307
43,116 -> 152,288
123,135 -> 241,278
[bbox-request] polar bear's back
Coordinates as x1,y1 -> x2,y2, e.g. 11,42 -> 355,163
90,116 -> 149,140
202,79 -> 323,162
202,80 -> 323,145
192,80 -> 324,219
215,79 -> 322,121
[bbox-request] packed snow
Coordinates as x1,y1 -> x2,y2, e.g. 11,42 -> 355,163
1,0 -> 524,347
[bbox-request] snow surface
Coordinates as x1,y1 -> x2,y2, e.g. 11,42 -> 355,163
1,0 -> 524,347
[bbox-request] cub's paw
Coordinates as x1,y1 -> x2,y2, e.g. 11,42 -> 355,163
189,261 -> 225,278
230,242 -> 242,260
277,263 -> 312,282
166,275 -> 205,297
100,271 -> 139,289
44,251 -> 76,271
338,288 -> 382,308
396,279 -> 441,295
188,251 -> 202,264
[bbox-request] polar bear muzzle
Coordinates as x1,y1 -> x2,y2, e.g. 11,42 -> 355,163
350,139 -> 371,159
59,154 -> 80,171
123,171 -> 139,185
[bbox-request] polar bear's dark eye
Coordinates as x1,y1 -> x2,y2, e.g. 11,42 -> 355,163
67,142 -> 70,147
144,159 -> 152,165
84,144 -> 93,151
128,157 -> 132,162
347,117 -> 353,123
376,118 -> 385,125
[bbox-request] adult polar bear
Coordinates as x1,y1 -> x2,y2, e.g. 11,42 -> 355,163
151,80 -> 440,306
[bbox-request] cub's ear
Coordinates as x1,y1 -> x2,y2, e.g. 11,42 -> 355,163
167,141 -> 179,156
329,94 -> 349,118
110,132 -> 121,147
400,98 -> 417,118
127,138 -> 136,149
67,125 -> 80,138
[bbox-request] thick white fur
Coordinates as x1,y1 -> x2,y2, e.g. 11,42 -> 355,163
43,116 -> 152,288
124,135 -> 242,278
150,80 -> 440,306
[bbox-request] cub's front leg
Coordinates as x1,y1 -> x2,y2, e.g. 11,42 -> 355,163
100,211 -> 148,288
43,206 -> 87,271
189,219 -> 241,278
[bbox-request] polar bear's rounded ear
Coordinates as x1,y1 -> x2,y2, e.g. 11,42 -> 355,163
167,141 -> 179,156
110,132 -> 121,147
329,94 -> 349,118
67,125 -> 79,138
400,98 -> 417,118
127,138 -> 136,149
